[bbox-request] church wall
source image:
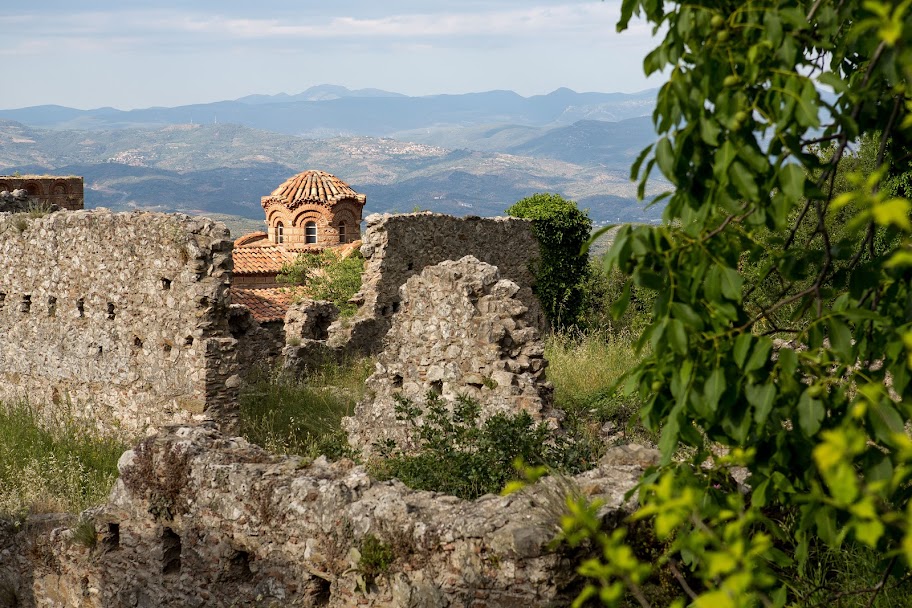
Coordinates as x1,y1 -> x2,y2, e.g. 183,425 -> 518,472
0,209 -> 239,434
0,175 -> 84,211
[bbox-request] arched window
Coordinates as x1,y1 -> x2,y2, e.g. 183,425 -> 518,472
305,221 -> 317,244
338,221 -> 347,244
276,222 -> 284,244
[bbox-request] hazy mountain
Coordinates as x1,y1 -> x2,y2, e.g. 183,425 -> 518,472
0,88 -> 657,137
0,120 -> 665,227
236,85 -> 406,104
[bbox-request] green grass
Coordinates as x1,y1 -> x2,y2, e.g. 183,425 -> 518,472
0,400 -> 125,517
239,358 -> 373,458
545,329 -> 653,446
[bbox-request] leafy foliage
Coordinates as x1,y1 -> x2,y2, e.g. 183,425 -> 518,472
507,193 -> 593,329
371,393 -> 598,499
565,0 -> 912,606
277,249 -> 364,316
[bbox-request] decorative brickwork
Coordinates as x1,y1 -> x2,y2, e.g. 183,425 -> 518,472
0,175 -> 84,211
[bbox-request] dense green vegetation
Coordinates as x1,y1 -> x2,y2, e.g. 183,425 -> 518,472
277,249 -> 365,316
0,401 -> 125,518
507,193 -> 593,329
239,358 -> 373,458
556,0 -> 912,606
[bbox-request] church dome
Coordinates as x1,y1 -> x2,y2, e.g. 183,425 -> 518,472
261,170 -> 365,211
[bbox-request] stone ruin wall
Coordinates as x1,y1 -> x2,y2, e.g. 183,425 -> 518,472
329,213 -> 543,355
0,210 -> 239,434
344,256 -> 558,457
0,176 -> 84,212
0,425 -> 659,608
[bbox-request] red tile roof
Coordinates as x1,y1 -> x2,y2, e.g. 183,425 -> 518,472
231,287 -> 296,323
261,170 -> 366,211
231,246 -> 296,275
233,231 -> 269,247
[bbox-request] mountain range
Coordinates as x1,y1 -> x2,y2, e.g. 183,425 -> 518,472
0,86 -> 666,234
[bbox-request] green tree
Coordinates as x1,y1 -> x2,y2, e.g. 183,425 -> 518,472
506,193 -> 593,329
277,249 -> 364,316
565,1 -> 912,605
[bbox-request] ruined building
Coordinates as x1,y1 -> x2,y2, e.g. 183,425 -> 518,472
230,171 -> 365,324
0,175 -> 84,212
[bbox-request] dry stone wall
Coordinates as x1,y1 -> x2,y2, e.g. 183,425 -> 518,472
344,256 -> 557,457
332,213 -> 542,355
0,425 -> 656,608
0,209 -> 239,433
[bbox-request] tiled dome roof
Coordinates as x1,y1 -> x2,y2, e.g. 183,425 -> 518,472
262,170 -> 366,210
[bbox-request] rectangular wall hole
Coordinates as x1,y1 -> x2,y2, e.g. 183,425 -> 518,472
106,302 -> 115,320
103,523 -> 120,551
47,296 -> 57,317
76,298 -> 85,318
20,294 -> 31,314
161,528 -> 181,575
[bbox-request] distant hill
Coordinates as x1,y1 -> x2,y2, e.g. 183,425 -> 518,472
0,120 -> 665,226
0,87 -> 657,137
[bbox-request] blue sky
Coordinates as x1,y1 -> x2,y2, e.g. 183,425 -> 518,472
2,1 -> 659,110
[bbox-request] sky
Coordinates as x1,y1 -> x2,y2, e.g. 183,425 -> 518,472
1,0 -> 660,110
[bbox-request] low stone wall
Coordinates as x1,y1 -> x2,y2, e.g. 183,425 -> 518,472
332,213 -> 542,355
0,426 -> 656,607
0,210 -> 239,433
344,256 -> 557,457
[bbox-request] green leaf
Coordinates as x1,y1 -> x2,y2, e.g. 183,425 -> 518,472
798,391 -> 824,437
747,382 -> 776,424
745,337 -> 772,373
779,163 -> 806,203
778,347 -> 798,377
630,144 -> 655,181
700,116 -> 721,146
730,160 -> 760,200
713,141 -> 737,181
829,319 -> 853,360
667,318 -> 688,354
610,280 -> 632,320
656,137 -> 675,179
720,266 -> 744,300
867,401 -> 905,446
734,333 -> 753,369
704,368 -> 726,414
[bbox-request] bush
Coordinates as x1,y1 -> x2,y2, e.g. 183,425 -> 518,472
507,193 -> 592,330
278,249 -> 364,316
371,393 -> 600,499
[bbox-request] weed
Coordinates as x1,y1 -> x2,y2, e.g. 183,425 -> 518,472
72,518 -> 97,549
0,399 -> 124,516
120,437 -> 192,521
239,358 -> 372,458
357,534 -> 395,585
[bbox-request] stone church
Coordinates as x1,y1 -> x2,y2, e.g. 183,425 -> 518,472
230,170 -> 366,322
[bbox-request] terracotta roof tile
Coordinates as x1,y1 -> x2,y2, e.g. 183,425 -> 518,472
231,287 -> 295,323
261,170 -> 366,210
233,231 -> 269,248
231,246 -> 296,275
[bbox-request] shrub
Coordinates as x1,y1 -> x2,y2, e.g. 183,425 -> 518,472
507,193 -> 592,330
371,393 -> 599,499
278,249 -> 364,316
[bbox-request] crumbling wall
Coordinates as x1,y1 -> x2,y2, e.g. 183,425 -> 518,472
0,425 -> 656,608
331,213 -> 542,355
344,256 -> 557,457
0,210 -> 239,433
